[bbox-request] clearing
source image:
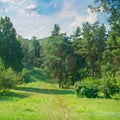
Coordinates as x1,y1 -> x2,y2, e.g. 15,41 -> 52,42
0,69 -> 120,120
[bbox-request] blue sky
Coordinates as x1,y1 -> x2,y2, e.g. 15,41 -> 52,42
0,0 -> 109,38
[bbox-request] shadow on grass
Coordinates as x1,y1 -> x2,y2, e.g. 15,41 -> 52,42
16,87 -> 74,95
0,91 -> 30,101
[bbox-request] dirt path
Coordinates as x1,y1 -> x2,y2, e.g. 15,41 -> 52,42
55,95 -> 69,120
17,83 -> 71,119
45,88 -> 70,120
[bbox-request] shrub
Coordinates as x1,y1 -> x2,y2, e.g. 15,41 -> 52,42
74,77 -> 100,98
0,68 -> 17,90
0,59 -> 17,91
101,76 -> 119,98
20,68 -> 32,83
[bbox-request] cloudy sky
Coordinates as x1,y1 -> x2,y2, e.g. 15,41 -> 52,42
0,0 -> 108,39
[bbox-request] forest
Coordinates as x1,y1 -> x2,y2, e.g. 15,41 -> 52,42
0,0 -> 120,119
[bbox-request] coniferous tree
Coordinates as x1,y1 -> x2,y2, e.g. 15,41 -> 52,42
41,24 -> 72,88
82,22 -> 107,77
71,27 -> 87,80
0,17 -> 23,72
91,0 -> 120,76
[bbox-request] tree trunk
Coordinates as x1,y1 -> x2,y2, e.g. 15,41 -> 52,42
58,71 -> 62,88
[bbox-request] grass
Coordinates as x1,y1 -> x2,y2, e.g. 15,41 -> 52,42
0,68 -> 120,120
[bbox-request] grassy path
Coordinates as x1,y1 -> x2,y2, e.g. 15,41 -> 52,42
17,82 -> 72,120
0,80 -> 120,120
47,88 -> 70,119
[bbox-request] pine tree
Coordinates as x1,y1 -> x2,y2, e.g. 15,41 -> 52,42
0,16 -> 23,72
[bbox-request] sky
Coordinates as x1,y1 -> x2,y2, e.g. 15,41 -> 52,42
0,0 -> 109,39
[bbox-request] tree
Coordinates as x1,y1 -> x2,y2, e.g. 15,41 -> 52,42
31,36 -> 41,67
41,24 -> 73,88
90,0 -> 120,24
51,24 -> 60,36
71,27 -> 87,80
17,36 -> 30,67
72,26 -> 81,38
18,36 -> 41,68
102,19 -> 120,76
82,22 -> 107,77
0,17 -> 23,72
91,0 -> 120,76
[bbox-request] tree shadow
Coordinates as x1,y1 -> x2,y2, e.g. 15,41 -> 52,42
16,87 -> 74,95
0,91 -> 30,101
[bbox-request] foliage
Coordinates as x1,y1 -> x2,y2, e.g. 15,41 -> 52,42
19,68 -> 46,83
31,37 -> 41,67
74,78 -> 100,98
102,19 -> 120,76
20,68 -> 31,83
101,76 -> 120,98
71,27 -> 87,81
82,22 -> 107,77
0,59 -> 17,90
0,12 -> 119,98
90,0 -> 120,78
0,17 -> 23,72
51,24 -> 60,36
75,75 -> 120,99
41,24 -> 74,88
90,0 -> 120,24
18,36 -> 41,68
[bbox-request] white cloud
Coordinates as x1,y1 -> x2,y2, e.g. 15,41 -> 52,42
69,8 -> 97,28
0,0 -> 11,3
56,1 -> 97,35
10,9 -> 54,38
0,0 -> 26,4
57,2 -> 75,19
25,4 -> 37,11
0,0 -> 99,38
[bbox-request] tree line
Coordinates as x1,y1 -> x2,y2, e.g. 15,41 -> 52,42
0,0 -> 120,98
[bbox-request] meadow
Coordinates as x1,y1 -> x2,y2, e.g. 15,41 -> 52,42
0,1 -> 120,119
0,69 -> 120,120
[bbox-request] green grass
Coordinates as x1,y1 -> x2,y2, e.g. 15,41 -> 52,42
0,69 -> 120,120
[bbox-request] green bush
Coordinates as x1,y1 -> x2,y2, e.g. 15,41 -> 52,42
101,76 -> 119,98
0,59 -> 17,90
20,68 -> 32,83
74,78 -> 100,98
0,68 -> 17,90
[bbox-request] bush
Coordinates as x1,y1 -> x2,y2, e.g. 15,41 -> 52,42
0,68 -> 17,90
20,68 -> 32,83
0,59 -> 17,91
74,77 -> 100,98
101,76 -> 119,98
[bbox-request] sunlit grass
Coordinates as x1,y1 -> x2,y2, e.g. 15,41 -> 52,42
0,68 -> 120,120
